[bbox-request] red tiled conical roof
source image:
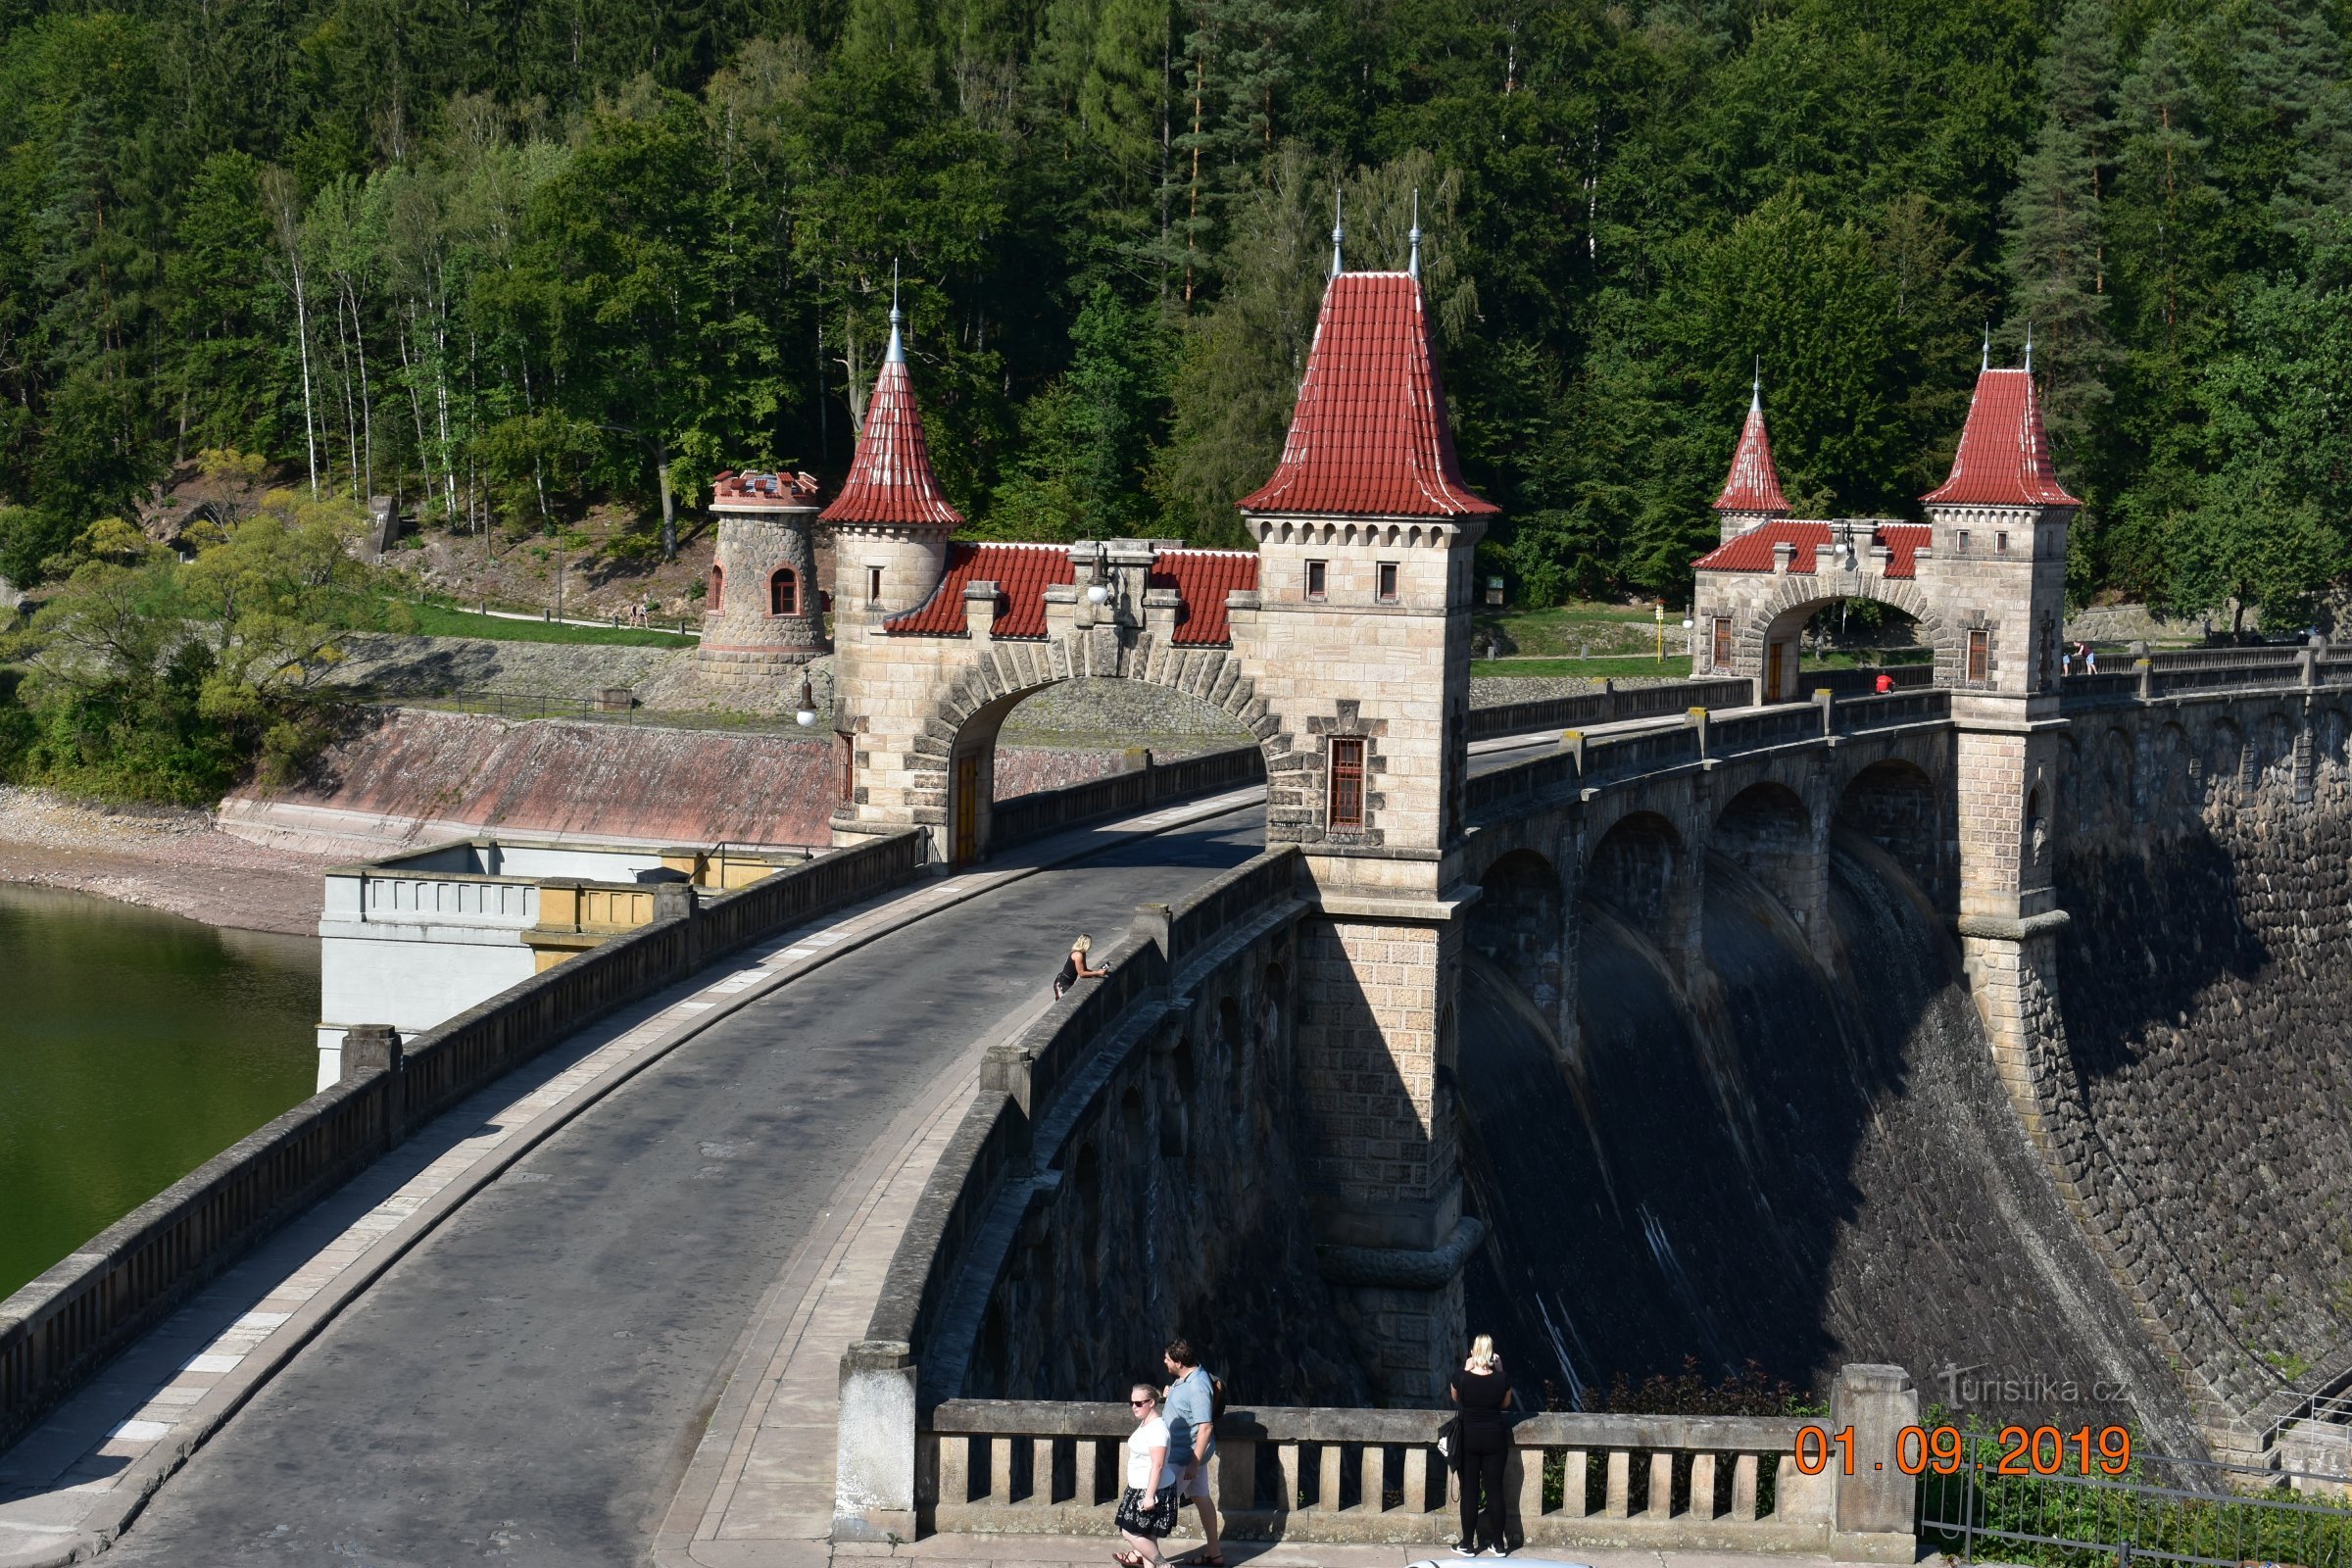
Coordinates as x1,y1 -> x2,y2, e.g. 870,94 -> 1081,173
1237,271 -> 1497,518
1922,368 -> 2080,508
819,317 -> 963,528
1714,384 -> 1789,515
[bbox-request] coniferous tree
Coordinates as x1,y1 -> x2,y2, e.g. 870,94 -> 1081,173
1999,0 -> 2119,468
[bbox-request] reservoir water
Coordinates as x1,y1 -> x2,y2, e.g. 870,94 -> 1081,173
0,883 -> 318,1298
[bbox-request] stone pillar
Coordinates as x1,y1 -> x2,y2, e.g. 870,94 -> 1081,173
834,1339 -> 918,1542
1292,911 -> 1472,1403
1829,1363 -> 1919,1562
338,1023 -> 405,1145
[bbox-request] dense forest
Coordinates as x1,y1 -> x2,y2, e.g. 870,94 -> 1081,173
4,0 -> 2352,622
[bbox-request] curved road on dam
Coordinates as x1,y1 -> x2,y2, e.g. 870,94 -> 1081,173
104,806 -> 1268,1566
72,728 -> 1573,1565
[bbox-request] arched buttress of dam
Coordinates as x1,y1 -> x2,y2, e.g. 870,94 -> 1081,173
1453,815 -> 2207,1447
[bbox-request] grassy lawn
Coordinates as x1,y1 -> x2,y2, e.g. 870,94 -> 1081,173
1473,600 -> 1661,658
402,601 -> 699,648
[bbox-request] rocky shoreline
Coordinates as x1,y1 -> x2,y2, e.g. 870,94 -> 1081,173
0,787 -> 336,936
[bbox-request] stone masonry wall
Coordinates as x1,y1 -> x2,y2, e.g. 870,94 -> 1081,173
2036,694 -> 2352,1445
962,922 -> 1375,1409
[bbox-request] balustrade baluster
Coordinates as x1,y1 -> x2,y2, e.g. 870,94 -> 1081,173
1215,1440 -> 1254,1513
1605,1449 -> 1632,1518
1561,1448 -> 1591,1518
1319,1444 -> 1344,1512
989,1436 -> 1012,1504
1278,1443 -> 1301,1513
1030,1437 -> 1053,1505
1514,1445 -> 1544,1525
1690,1452 -> 1718,1520
1403,1445 -> 1429,1515
1732,1452 -> 1758,1522
1646,1451 -> 1674,1519
940,1434 -> 969,1507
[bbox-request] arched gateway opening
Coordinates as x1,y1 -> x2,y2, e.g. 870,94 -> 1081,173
942,674 -> 1264,865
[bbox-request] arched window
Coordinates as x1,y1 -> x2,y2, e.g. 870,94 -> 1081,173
769,568 -> 798,615
708,564 -> 724,609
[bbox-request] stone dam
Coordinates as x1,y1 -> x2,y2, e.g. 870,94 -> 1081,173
904,668 -> 2352,1483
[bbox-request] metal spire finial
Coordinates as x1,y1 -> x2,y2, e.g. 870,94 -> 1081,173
1331,190 -> 1346,278
2024,322 -> 2034,374
886,261 -> 905,366
1408,190 -> 1422,279
1751,357 -> 1762,414
1981,322 -> 1990,374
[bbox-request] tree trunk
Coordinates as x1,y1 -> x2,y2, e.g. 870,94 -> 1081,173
656,441 -> 676,561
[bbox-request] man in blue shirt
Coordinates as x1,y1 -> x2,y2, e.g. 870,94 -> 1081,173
1160,1339 -> 1224,1566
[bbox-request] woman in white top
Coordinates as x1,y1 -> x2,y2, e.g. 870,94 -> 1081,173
1116,1381 -> 1178,1567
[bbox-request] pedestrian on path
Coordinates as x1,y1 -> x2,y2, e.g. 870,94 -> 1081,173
1448,1334 -> 1517,1558
1056,935 -> 1109,998
1873,671 -> 1894,695
1162,1340 -> 1226,1566
1116,1382 -> 1178,1568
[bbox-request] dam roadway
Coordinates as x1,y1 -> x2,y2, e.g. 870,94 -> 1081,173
92,803 -> 1271,1567
0,725 -> 1595,1567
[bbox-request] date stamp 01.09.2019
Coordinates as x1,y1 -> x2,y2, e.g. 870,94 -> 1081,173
1793,1423 -> 2134,1479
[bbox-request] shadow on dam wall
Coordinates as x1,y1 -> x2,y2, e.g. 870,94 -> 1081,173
1458,828 -> 2205,1451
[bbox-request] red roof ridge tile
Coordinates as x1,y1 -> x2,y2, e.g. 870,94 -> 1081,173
1922,367 -> 2081,509
819,315 -> 964,528
1237,271 -> 1497,520
1692,517 -> 1928,580
1714,383 -> 1790,516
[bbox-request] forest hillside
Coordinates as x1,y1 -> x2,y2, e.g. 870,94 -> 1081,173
3,0 -> 2350,623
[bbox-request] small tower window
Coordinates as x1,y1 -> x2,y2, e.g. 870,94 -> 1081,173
1956,529 -> 1971,554
1305,560 -> 1328,601
709,564 -> 725,608
1967,628 -> 1990,683
1712,616 -> 1733,670
1328,737 -> 1365,830
866,565 -> 883,605
1995,530 -> 2009,555
837,732 -> 856,801
769,568 -> 799,615
1377,562 -> 1399,603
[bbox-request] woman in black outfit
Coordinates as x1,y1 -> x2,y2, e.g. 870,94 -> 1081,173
1448,1334 -> 1515,1557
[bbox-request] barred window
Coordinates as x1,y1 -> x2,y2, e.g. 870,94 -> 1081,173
1329,737 -> 1366,830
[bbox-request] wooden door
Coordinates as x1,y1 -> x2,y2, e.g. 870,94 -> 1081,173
1766,641 -> 1785,703
953,753 -> 980,865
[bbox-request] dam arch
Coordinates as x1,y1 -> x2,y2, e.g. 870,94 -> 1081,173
1711,781 -> 1820,932
1587,810 -> 1695,963
1836,759 -> 1947,906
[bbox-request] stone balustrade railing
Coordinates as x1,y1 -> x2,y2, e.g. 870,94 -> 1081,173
1464,687 -> 1952,821
2060,644 -> 2349,710
926,1363 -> 1919,1559
0,827 -> 925,1452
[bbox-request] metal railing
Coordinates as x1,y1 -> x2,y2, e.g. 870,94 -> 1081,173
1921,1439 -> 2352,1568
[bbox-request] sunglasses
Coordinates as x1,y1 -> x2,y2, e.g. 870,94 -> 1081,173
1130,1398 -> 1153,1406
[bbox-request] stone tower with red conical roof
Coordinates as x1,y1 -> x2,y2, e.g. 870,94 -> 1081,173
821,297 -> 968,844
1227,252 -> 1494,1404
1713,373 -> 1791,542
1916,355 -> 2082,1185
